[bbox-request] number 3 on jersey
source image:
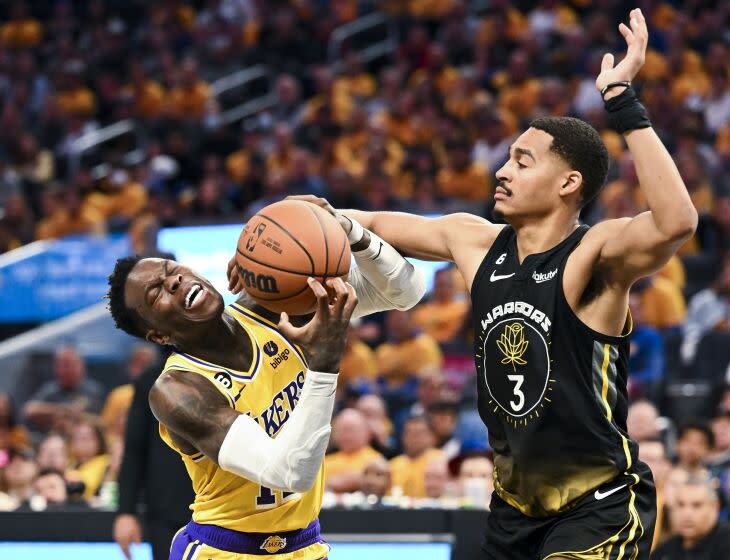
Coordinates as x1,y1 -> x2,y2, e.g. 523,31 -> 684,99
256,485 -> 297,509
508,374 -> 525,412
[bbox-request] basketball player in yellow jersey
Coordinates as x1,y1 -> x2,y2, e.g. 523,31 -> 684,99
106,220 -> 424,560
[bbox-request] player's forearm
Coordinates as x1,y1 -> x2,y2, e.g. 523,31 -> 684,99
624,127 -> 697,241
341,210 -> 453,261
348,225 -> 426,317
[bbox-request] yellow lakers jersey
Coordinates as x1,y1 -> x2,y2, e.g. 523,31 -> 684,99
159,303 -> 323,533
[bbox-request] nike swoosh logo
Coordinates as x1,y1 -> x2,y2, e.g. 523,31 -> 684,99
490,271 -> 515,282
594,484 -> 627,500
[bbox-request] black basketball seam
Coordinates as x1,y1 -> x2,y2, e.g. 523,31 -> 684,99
306,204 -> 329,278
334,226 -> 347,275
256,212 -> 315,274
236,248 -> 346,277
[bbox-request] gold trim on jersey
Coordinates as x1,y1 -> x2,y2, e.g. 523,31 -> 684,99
592,342 -> 632,471
188,541 -> 330,560
542,474 -> 644,560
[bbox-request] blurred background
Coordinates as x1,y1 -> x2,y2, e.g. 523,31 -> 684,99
0,0 -> 728,558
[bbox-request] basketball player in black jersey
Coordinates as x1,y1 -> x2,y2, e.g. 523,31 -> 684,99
292,10 -> 696,559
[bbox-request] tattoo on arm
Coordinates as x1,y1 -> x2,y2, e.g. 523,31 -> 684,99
148,369 -> 239,464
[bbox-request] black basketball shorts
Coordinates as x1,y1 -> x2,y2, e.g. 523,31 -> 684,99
481,462 -> 656,559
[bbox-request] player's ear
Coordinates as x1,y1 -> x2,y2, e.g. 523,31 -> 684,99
146,329 -> 171,346
559,171 -> 582,198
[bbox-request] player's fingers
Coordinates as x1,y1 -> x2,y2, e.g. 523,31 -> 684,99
341,282 -> 359,320
277,312 -> 301,339
329,277 -> 349,315
600,53 -> 614,73
618,22 -> 633,43
308,277 -> 330,317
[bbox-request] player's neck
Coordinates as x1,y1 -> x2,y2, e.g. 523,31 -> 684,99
512,214 -> 579,263
235,292 -> 312,327
177,313 -> 253,371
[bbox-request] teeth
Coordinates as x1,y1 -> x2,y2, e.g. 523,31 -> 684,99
186,284 -> 202,308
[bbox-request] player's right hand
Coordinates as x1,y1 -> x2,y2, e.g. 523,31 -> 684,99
277,276 -> 357,373
285,195 -> 353,235
113,514 -> 142,560
227,256 -> 244,294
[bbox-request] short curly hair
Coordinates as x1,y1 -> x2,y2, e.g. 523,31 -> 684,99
106,255 -> 147,339
529,116 -> 609,208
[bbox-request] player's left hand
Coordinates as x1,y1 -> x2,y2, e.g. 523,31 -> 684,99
595,8 -> 648,99
285,194 -> 354,235
227,256 -> 244,294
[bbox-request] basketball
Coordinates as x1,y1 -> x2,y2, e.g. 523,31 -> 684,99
236,200 -> 351,314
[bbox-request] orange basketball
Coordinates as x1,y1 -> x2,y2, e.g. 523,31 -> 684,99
236,200 -> 351,314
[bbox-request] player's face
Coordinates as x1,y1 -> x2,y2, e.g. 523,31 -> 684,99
494,128 -> 578,221
124,258 -> 224,343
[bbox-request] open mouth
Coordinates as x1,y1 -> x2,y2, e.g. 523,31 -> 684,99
185,283 -> 204,309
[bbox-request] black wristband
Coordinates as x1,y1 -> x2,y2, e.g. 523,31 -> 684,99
603,85 -> 651,134
600,80 -> 631,99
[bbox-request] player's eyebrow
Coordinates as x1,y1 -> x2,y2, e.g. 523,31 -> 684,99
511,146 -> 536,163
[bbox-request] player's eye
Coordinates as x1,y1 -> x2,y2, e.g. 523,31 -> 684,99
517,161 -> 527,169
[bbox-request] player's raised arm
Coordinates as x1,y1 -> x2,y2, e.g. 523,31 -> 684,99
149,277 -> 357,493
594,9 -> 697,285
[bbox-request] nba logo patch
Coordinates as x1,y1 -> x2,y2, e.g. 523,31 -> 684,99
260,535 -> 287,554
263,341 -> 279,356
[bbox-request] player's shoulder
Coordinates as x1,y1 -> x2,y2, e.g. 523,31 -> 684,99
575,218 -> 631,254
438,213 -> 505,246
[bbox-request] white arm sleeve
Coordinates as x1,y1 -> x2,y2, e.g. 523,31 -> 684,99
348,223 -> 427,319
217,370 -> 337,493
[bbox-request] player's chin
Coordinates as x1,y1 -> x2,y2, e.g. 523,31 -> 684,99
186,289 -> 224,322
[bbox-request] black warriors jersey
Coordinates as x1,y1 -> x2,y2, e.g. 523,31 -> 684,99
472,225 -> 637,517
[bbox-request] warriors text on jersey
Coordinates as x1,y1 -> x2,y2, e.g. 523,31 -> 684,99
472,225 -> 637,517
159,303 -> 323,533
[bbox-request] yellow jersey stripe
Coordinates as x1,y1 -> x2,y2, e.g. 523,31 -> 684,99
600,343 -> 613,422
181,539 -> 199,560
230,303 -> 307,365
598,343 -> 633,471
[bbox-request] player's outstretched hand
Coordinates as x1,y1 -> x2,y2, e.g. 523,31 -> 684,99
285,195 -> 354,236
227,256 -> 244,294
277,276 -> 357,373
595,8 -> 648,99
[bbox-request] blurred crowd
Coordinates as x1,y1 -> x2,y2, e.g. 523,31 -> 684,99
0,0 -> 729,555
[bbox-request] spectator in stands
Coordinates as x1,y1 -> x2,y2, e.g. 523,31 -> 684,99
34,187 -> 106,240
653,476 -> 730,559
436,136 -> 491,203
339,322 -> 378,390
413,267 -> 469,347
423,457 -> 450,500
34,468 -> 68,509
707,409 -> 730,477
0,1 -> 43,49
449,439 -> 494,509
324,409 -> 383,494
628,289 -> 664,403
169,57 -> 211,121
681,252 -> 730,364
376,309 -> 443,389
84,168 -> 149,228
66,416 -> 109,500
639,438 -> 673,549
427,400 -> 461,460
0,447 -> 38,511
36,433 -> 70,473
360,456 -> 391,499
355,394 -> 396,458
102,344 -> 158,446
631,275 -> 686,332
24,346 -> 104,433
627,399 -> 661,443
390,415 -> 444,498
676,420 -> 715,476
0,393 -> 29,468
